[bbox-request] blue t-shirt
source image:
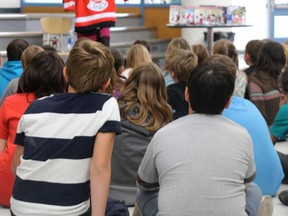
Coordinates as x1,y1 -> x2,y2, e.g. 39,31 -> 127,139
270,103 -> 288,140
223,96 -> 284,196
11,93 -> 121,215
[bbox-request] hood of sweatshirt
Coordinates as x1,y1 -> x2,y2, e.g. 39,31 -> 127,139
0,61 -> 23,81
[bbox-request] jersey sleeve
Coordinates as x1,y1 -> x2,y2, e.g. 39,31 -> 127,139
98,97 -> 121,134
63,0 -> 75,11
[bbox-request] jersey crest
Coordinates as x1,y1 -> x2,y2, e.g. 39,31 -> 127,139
87,0 -> 108,12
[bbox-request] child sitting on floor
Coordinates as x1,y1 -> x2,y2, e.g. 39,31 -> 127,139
10,41 -> 121,216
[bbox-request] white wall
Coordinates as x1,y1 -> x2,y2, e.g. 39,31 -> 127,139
181,0 -> 232,46
181,0 -> 269,51
231,0 -> 269,50
0,0 -> 21,8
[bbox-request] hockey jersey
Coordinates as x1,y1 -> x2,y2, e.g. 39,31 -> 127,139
63,0 -> 116,34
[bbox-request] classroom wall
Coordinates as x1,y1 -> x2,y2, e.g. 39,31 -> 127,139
22,6 -> 181,40
181,0 -> 269,50
0,0 -> 20,8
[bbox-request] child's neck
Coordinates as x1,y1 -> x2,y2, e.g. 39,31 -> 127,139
67,85 -> 77,93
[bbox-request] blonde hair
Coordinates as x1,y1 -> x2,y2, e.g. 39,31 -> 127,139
119,63 -> 172,131
212,39 -> 239,67
165,38 -> 193,75
126,44 -> 152,68
165,49 -> 198,82
66,40 -> 114,93
166,37 -> 192,52
21,45 -> 44,69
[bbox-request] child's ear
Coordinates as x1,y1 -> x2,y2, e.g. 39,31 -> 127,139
244,52 -> 250,64
185,86 -> 189,102
170,71 -> 176,79
101,78 -> 111,92
63,66 -> 69,82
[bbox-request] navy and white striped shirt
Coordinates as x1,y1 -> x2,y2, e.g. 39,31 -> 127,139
11,93 -> 121,216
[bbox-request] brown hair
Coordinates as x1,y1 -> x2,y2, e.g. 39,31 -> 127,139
212,39 -> 239,67
119,63 -> 172,131
165,49 -> 198,82
17,51 -> 66,99
207,54 -> 237,77
133,40 -> 151,53
7,39 -> 29,61
245,40 -> 264,64
66,40 -> 114,93
21,45 -> 44,69
126,44 -> 152,68
279,66 -> 288,93
192,44 -> 209,64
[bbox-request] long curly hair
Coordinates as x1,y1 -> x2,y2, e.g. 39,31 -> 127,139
119,63 -> 172,131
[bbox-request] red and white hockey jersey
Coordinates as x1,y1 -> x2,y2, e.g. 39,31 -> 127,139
63,0 -> 116,34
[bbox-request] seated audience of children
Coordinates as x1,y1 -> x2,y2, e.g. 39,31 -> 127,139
248,41 -> 286,126
121,44 -> 152,79
109,63 -> 172,206
0,49 -> 66,207
213,39 -> 247,98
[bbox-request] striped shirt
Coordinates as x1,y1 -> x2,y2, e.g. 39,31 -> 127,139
248,72 -> 280,126
11,93 -> 121,216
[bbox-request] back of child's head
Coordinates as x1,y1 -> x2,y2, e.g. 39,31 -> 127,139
41,44 -> 57,52
73,37 -> 92,48
166,37 -> 191,52
133,40 -> 151,53
207,54 -> 237,77
7,39 -> 30,61
255,41 -> 286,80
109,47 -> 125,74
245,40 -> 264,64
212,39 -> 239,67
119,63 -> 172,131
21,45 -> 44,69
17,51 -> 66,99
66,40 -> 114,93
192,44 -> 209,64
188,61 -> 235,114
126,44 -> 152,69
165,49 -> 198,82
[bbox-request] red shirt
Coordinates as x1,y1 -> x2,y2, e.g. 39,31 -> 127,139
0,93 -> 35,207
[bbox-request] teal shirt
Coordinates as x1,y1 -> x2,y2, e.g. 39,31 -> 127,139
270,103 -> 288,140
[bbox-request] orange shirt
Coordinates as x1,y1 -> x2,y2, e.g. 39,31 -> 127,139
0,93 -> 35,207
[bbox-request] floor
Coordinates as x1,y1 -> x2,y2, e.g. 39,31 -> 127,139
1,142 -> 288,216
273,141 -> 288,216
